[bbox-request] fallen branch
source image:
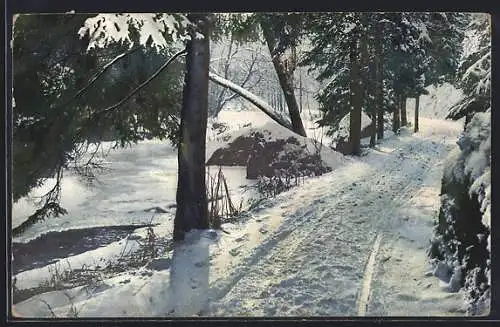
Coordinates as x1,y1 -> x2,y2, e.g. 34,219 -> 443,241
208,71 -> 295,133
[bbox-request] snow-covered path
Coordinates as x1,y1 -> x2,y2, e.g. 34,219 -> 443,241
12,116 -> 468,318
208,117 -> 466,316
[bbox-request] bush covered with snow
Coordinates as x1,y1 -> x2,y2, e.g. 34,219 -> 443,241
429,111 -> 490,315
207,123 -> 344,180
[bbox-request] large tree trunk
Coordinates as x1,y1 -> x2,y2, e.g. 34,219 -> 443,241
375,20 -> 384,140
414,95 -> 420,132
261,23 -> 307,137
174,14 -> 210,242
349,37 -> 362,156
401,96 -> 408,126
392,95 -> 401,135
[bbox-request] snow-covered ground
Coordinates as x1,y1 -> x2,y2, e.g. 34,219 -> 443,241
12,83 -> 469,317
12,140 -> 253,244
207,116 -> 466,316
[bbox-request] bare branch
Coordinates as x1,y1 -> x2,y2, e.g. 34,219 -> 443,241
219,92 -> 239,109
223,35 -> 235,79
248,74 -> 263,89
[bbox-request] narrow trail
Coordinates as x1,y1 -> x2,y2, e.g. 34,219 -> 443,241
208,118 -> 464,316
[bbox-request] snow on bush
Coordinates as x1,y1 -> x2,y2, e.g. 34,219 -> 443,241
208,121 -> 345,173
78,14 -> 190,50
430,111 -> 490,315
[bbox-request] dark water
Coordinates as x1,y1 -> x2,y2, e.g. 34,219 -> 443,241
12,224 -> 153,275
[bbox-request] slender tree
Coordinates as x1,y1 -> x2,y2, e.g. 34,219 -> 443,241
359,14 -> 375,148
349,33 -> 362,155
374,18 -> 385,140
401,97 -> 408,126
414,95 -> 420,132
392,95 -> 401,135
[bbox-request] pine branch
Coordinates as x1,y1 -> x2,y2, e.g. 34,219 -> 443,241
58,46 -> 144,111
71,46 -> 143,102
96,47 -> 187,117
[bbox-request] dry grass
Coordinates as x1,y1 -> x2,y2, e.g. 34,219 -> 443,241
207,166 -> 244,228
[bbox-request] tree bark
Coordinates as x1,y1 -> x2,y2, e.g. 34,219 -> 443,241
299,69 -> 303,113
392,95 -> 401,135
349,37 -> 362,156
414,95 -> 420,132
401,96 -> 408,126
360,14 -> 375,148
261,23 -> 307,137
174,14 -> 210,242
375,20 -> 384,140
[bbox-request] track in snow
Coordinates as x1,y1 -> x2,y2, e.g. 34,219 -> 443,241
208,121 -> 462,316
357,234 -> 382,316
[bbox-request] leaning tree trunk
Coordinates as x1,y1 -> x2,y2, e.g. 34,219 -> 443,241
349,37 -> 362,156
375,20 -> 384,140
414,95 -> 420,133
261,23 -> 307,137
401,96 -> 408,126
174,14 -> 210,242
392,95 -> 401,135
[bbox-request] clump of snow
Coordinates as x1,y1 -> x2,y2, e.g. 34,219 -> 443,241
78,14 -> 189,51
332,111 -> 372,141
442,147 -> 465,184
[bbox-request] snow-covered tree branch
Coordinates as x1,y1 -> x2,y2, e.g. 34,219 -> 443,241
208,71 -> 295,132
